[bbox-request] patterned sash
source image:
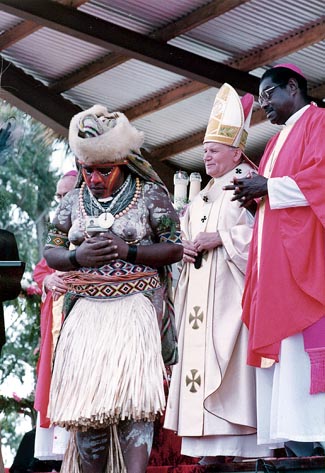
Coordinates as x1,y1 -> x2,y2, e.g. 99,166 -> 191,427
62,259 -> 161,299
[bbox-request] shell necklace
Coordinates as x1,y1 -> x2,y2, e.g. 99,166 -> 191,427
79,176 -> 141,234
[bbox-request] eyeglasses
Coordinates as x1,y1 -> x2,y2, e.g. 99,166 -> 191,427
258,83 -> 286,106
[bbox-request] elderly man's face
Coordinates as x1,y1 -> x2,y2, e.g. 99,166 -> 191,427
55,175 -> 77,201
81,164 -> 124,199
203,142 -> 241,178
258,78 -> 293,125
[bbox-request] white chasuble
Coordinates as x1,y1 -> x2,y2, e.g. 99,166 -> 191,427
165,164 -> 256,438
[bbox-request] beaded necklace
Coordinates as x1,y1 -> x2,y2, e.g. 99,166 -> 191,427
79,175 -> 141,235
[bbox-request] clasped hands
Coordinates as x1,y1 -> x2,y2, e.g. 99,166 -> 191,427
44,272 -> 68,300
223,171 -> 268,209
183,232 -> 222,264
75,231 -> 128,267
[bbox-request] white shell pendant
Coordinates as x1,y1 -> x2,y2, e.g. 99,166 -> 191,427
97,212 -> 115,229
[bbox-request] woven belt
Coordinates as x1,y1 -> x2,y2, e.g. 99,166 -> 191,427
68,273 -> 161,299
63,261 -> 161,299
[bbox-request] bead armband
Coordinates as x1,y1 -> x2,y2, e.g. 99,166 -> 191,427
127,245 -> 137,264
69,249 -> 80,268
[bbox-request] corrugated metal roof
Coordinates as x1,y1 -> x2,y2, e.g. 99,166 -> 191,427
65,59 -> 189,111
169,36 -> 232,63
0,10 -> 20,31
81,0 -> 208,32
0,0 -> 323,176
273,42 -> 325,88
2,27 -> 108,82
168,146 -> 204,173
181,0 -> 325,57
133,88 -> 217,147
167,119 -> 283,172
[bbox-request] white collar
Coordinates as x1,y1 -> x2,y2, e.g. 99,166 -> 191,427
285,104 -> 311,127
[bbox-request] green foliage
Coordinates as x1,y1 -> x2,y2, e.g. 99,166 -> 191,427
1,412 -> 31,458
157,215 -> 178,238
1,289 -> 41,387
0,395 -> 35,458
0,100 -> 65,458
0,100 -> 62,267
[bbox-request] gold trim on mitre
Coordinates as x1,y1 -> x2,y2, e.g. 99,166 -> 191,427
69,104 -> 144,165
204,83 -> 253,151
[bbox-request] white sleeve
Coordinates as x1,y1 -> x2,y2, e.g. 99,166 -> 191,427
245,210 -> 255,227
267,176 -> 309,209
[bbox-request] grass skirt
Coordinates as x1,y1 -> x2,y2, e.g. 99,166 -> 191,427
48,293 -> 166,430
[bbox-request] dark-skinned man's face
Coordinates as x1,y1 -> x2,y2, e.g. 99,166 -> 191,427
258,78 -> 294,125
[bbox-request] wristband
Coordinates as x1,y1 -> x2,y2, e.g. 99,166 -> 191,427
127,245 -> 137,264
69,249 -> 80,268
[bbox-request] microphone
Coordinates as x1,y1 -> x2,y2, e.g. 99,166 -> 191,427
194,251 -> 203,269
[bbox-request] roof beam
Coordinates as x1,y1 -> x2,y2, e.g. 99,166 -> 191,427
0,54 -> 178,189
0,20 -> 39,50
309,82 -> 325,101
149,107 -> 269,162
0,56 -> 177,189
150,131 -> 205,162
140,79 -> 324,162
141,149 -> 177,193
53,16 -> 325,121
229,19 -> 325,71
123,81 -> 210,121
51,52 -> 128,93
51,0 -> 248,92
0,0 -> 88,51
0,57 -> 81,136
150,0 -> 250,41
125,18 -> 325,130
0,0 -> 259,95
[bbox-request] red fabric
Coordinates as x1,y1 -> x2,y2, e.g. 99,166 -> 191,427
149,378 -> 198,468
147,467 -> 204,472
33,258 -> 55,427
242,105 -> 325,366
149,416 -> 197,468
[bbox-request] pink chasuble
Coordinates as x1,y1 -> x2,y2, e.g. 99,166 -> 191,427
242,104 -> 325,392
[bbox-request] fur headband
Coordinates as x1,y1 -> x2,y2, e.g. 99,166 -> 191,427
69,104 -> 145,165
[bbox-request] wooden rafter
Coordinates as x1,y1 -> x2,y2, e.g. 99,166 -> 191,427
0,57 -> 178,191
0,0 -> 323,167
144,19 -> 325,160
0,20 -> 39,50
147,91 -> 321,162
0,0 -> 88,51
51,0 -> 249,92
229,19 -> 325,71
123,81 -> 210,121
124,18 -> 325,126
50,53 -> 128,93
309,82 -> 325,100
54,17 -> 325,124
151,0 -> 250,41
148,105 -> 300,162
0,0 -> 260,94
0,57 -> 81,136
150,131 -> 206,162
